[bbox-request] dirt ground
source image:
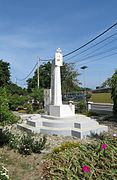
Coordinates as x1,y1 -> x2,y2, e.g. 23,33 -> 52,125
0,118 -> 117,180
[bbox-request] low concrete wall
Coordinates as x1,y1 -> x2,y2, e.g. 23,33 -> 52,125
88,102 -> 113,114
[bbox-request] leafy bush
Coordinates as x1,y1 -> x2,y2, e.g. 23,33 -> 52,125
18,134 -> 47,155
43,134 -> 117,179
0,164 -> 9,180
0,111 -> 18,126
8,133 -> 20,150
75,100 -> 86,113
26,103 -> 33,114
0,128 -> 47,155
0,128 -> 21,150
0,88 -> 19,126
18,134 -> 34,155
32,135 -> 47,153
86,110 -> 99,117
35,109 -> 45,114
9,94 -> 29,111
53,141 -> 80,153
0,129 -> 12,147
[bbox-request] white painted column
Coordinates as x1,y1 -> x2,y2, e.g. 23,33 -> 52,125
51,48 -> 63,106
53,65 -> 62,105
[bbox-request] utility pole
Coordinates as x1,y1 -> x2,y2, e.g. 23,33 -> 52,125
37,58 -> 40,89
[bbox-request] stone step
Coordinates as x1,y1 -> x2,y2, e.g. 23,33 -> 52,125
27,118 -> 74,128
27,116 -> 99,129
17,123 -> 41,133
74,120 -> 99,129
27,118 -> 43,127
17,122 -> 108,139
72,125 -> 108,139
41,114 -> 76,120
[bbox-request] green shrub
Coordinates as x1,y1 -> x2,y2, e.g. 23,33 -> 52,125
32,135 -> 47,153
9,94 -> 29,111
26,103 -> 33,114
53,141 -> 80,153
86,110 -> 99,117
0,164 -> 9,180
0,88 -> 19,126
0,128 -> 20,149
0,128 -> 47,155
0,129 -> 12,147
75,100 -> 86,113
18,134 -> 34,155
36,109 -> 45,114
0,111 -> 18,126
8,134 -> 20,150
18,134 -> 47,155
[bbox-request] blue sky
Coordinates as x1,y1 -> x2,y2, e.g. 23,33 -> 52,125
0,0 -> 117,89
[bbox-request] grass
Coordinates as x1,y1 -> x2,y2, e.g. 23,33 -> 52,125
90,93 -> 113,103
0,148 -> 44,179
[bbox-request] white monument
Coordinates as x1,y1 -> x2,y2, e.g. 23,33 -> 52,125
17,48 -> 108,139
48,48 -> 75,117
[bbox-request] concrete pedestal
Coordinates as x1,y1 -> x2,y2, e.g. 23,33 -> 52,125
49,104 -> 75,117
17,114 -> 108,139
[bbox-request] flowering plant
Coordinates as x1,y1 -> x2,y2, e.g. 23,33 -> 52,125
101,143 -> 107,150
42,133 -> 117,179
82,165 -> 90,173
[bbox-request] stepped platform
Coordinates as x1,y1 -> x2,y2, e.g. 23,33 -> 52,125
17,114 -> 108,139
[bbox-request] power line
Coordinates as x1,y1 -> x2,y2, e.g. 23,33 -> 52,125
77,51 -> 117,67
73,46 -> 117,64
63,22 -> 117,57
17,62 -> 38,81
25,23 -> 117,65
65,32 -> 117,61
77,38 -> 117,59
16,59 -> 51,82
15,23 -> 117,83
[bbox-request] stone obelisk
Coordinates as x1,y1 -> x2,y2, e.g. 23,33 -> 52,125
49,48 -> 75,117
52,48 -> 63,106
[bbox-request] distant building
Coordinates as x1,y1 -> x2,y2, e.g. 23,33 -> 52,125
92,87 -> 111,93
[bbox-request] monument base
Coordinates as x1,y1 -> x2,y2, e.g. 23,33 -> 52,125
17,114 -> 108,139
49,104 -> 75,117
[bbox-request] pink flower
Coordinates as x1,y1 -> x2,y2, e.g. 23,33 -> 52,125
101,144 -> 107,150
82,165 -> 90,173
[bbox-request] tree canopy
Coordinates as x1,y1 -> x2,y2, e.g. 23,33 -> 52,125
101,78 -> 112,88
0,59 -> 10,87
27,62 -> 80,93
102,70 -> 117,115
111,70 -> 117,115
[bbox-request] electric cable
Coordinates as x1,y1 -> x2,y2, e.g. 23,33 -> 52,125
73,46 -> 117,64
17,62 -> 38,81
65,32 -> 117,61
77,51 -> 117,67
63,22 -> 117,57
